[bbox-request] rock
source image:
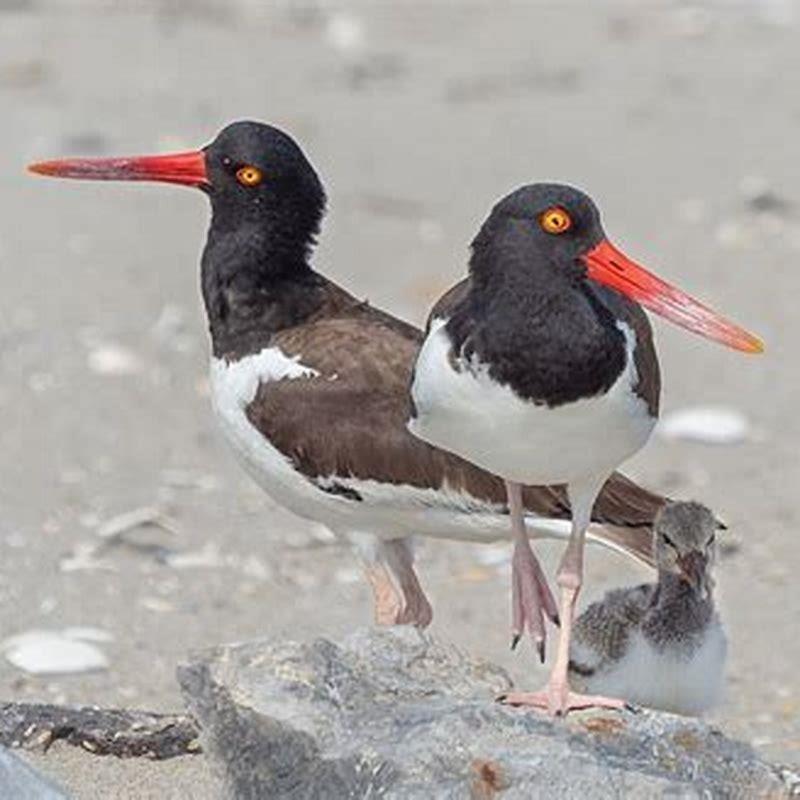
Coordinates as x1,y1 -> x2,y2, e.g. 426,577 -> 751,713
0,703 -> 200,760
177,627 -> 795,799
0,746 -> 67,799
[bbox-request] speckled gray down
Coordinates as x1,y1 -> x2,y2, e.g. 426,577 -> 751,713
177,627 -> 798,800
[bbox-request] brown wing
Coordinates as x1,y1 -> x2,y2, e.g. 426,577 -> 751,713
426,277 -> 471,331
243,297 -> 666,565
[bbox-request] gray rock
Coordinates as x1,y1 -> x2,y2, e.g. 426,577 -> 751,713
178,627 -> 797,799
0,746 -> 68,799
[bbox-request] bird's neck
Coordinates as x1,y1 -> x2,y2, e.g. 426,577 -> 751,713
452,244 -> 627,405
200,223 -> 328,360
643,572 -> 714,647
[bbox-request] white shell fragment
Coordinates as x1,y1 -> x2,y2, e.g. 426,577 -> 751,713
658,406 -> 751,445
2,628 -> 112,675
87,343 -> 143,376
164,542 -> 225,570
325,12 -> 365,54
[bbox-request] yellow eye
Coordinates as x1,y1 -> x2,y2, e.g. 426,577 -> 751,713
540,206 -> 572,235
236,165 -> 263,187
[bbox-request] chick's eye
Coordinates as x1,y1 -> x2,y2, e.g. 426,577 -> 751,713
236,165 -> 263,187
540,206 -> 572,235
662,534 -> 677,551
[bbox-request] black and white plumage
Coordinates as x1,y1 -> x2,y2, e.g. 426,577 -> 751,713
569,501 -> 727,716
410,184 -> 759,715
28,125 -> 672,632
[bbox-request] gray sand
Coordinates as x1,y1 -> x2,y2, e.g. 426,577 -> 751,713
2,1 -> 798,795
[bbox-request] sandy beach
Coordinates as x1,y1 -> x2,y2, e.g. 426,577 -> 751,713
2,1 -> 799,794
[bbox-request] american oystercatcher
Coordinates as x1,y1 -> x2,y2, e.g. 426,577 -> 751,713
31,123 -> 668,630
409,183 -> 761,714
569,501 -> 726,716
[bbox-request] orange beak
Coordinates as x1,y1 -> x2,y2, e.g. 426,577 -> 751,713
582,239 -> 764,354
28,150 -> 208,189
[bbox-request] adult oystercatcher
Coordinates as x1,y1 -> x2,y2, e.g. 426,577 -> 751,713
30,123 -> 668,630
569,501 -> 726,716
409,183 -> 761,714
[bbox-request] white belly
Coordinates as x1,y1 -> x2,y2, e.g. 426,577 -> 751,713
585,622 -> 728,715
409,318 -> 655,485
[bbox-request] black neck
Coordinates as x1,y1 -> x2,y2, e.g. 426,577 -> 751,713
447,224 -> 627,406
201,222 -> 327,360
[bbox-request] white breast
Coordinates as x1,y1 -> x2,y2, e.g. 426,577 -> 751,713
584,621 -> 728,716
409,318 -> 655,486
209,347 -> 340,523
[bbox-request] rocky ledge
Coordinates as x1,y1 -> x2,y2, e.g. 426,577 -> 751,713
177,627 -> 799,799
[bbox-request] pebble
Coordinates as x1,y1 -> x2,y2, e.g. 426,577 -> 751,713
657,406 -> 752,445
59,541 -> 116,573
139,596 -> 175,613
150,304 -> 195,353
87,343 -> 144,376
474,545 -> 510,567
96,506 -> 176,539
334,567 -> 361,585
309,524 -> 337,544
2,629 -> 112,675
160,469 -> 220,492
741,175 -> 792,216
164,542 -> 225,570
325,12 -> 365,55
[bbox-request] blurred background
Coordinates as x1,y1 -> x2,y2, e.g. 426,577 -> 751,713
2,0 -> 798,795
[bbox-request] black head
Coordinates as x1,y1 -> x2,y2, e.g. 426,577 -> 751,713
465,181 -> 763,353
202,121 -> 326,254
27,120 -> 332,357
470,183 -> 605,288
197,122 -> 328,354
27,135 -> 764,354
27,119 -> 327,280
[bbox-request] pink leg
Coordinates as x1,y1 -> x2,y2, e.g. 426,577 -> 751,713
363,539 -> 432,629
383,539 -> 433,628
500,479 -> 625,715
364,562 -> 404,626
507,481 -> 559,662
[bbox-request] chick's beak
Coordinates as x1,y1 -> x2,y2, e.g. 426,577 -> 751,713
677,551 -> 710,595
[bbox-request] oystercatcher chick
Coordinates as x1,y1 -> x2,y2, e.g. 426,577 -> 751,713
31,126 -> 669,630
569,501 -> 726,716
409,184 -> 761,713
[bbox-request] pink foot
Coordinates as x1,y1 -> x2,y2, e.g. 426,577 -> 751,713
365,543 -> 433,629
498,685 -> 626,716
511,536 -> 559,661
394,576 -> 433,628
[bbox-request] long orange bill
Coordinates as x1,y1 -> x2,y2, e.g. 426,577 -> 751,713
28,150 -> 208,188
582,239 -> 764,354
